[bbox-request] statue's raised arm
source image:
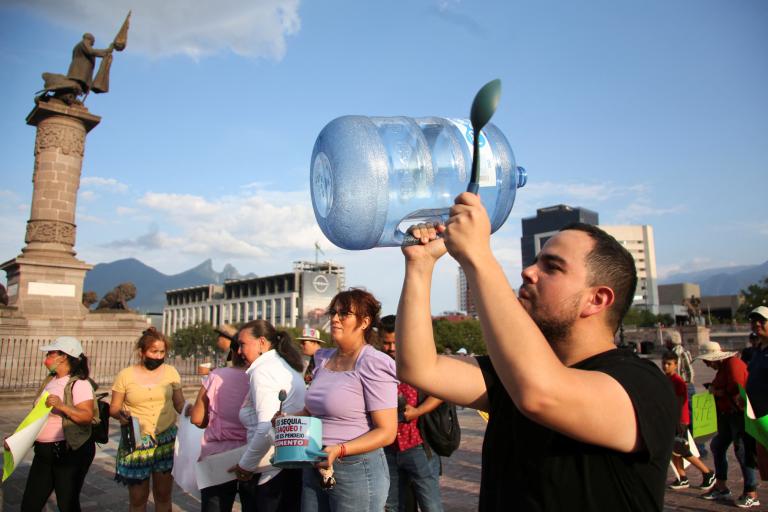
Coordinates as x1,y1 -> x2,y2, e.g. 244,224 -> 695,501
36,11 -> 130,106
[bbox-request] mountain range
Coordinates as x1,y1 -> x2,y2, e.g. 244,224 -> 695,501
84,258 -> 768,314
660,260 -> 768,296
83,258 -> 255,313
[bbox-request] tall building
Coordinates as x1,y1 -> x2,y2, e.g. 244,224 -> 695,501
163,260 -> 345,335
600,225 -> 659,312
520,205 -> 599,268
457,267 -> 477,317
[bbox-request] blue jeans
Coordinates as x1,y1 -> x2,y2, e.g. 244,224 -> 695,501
302,448 -> 389,512
710,411 -> 758,493
385,445 -> 443,512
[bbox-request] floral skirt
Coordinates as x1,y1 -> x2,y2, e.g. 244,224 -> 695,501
115,424 -> 178,485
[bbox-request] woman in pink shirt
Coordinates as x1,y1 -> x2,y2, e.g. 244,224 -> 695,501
20,336 -> 96,512
189,336 -> 250,511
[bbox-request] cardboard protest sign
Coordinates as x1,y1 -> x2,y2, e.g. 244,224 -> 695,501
692,392 -> 717,438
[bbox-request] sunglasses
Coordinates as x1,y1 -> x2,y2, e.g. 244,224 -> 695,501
327,308 -> 356,319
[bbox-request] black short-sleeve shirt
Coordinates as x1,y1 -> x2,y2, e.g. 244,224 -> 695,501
476,349 -> 676,511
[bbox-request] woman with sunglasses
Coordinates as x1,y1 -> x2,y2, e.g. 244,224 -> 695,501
20,336 -> 96,512
297,289 -> 398,512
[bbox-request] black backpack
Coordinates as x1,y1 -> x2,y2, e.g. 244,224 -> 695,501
417,392 -> 461,457
92,391 -> 110,444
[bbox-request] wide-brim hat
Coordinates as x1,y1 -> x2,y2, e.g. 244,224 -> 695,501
214,324 -> 237,340
749,306 -> 768,321
696,341 -> 737,361
40,336 -> 84,358
296,327 -> 324,344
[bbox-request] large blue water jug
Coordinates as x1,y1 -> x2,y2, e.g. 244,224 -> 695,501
310,116 -> 527,250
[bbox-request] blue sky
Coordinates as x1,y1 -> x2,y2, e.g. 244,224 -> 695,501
1,0 -> 766,315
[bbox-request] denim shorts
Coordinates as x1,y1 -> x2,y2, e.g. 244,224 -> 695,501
302,447 -> 389,512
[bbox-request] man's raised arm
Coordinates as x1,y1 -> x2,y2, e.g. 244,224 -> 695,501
396,227 -> 489,411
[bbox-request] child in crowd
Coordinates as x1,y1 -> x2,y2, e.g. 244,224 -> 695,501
662,351 -> 716,490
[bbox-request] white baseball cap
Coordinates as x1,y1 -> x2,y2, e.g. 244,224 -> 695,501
39,336 -> 84,357
456,347 -> 468,355
749,306 -> 768,321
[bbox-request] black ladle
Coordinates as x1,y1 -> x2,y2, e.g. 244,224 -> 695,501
467,79 -> 502,194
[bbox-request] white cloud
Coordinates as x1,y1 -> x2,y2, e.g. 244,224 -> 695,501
106,188 -> 324,260
80,190 -> 97,201
13,0 -> 301,60
81,176 -> 128,193
116,206 -> 137,215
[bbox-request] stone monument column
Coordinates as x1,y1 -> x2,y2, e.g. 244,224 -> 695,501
0,102 -> 100,318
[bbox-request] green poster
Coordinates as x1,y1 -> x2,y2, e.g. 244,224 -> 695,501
692,392 -> 717,438
739,385 -> 768,449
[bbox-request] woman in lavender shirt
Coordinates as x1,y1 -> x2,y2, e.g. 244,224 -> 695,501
298,289 -> 398,512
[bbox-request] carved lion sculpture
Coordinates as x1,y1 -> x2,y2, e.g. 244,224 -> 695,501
96,282 -> 137,310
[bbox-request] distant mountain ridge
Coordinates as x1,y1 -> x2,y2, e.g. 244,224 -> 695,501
660,260 -> 768,296
84,258 -> 256,313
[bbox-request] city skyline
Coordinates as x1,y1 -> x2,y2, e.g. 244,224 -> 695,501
1,0 -> 766,315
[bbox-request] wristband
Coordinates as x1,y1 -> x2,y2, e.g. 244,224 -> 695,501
338,443 -> 347,459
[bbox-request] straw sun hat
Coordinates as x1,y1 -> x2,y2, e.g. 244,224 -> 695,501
695,341 -> 737,362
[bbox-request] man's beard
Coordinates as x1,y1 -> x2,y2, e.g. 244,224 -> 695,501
529,295 -> 581,345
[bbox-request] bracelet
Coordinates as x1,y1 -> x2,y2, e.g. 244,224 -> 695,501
338,443 -> 347,459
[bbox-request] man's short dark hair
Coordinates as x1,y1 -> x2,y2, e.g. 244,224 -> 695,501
560,222 -> 637,332
380,314 -> 396,334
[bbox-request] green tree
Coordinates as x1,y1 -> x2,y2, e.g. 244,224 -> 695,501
622,307 -> 661,327
737,276 -> 768,320
432,319 -> 486,355
171,322 -> 218,358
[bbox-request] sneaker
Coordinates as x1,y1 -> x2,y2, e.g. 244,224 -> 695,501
698,472 -> 716,490
736,495 -> 761,508
701,488 -> 732,500
669,478 -> 690,489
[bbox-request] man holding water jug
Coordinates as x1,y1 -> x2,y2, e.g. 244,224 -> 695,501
397,193 -> 677,511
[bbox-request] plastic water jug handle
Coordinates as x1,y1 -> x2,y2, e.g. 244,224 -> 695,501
401,232 -> 445,247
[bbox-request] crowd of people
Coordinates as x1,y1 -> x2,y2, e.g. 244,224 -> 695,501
10,191 -> 768,511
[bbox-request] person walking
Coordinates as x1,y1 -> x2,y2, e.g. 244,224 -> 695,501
697,341 -> 759,507
661,351 -> 715,491
109,327 -> 185,512
20,336 -> 96,512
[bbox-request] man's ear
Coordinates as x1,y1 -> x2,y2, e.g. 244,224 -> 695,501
581,286 -> 615,318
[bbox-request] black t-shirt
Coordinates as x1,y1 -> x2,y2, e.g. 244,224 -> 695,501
476,349 -> 676,511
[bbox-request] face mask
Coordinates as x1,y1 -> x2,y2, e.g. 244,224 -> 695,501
144,358 -> 164,371
44,355 -> 60,374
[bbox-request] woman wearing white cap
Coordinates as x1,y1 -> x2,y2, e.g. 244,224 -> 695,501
20,336 -> 97,511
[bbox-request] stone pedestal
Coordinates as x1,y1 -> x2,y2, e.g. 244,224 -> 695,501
0,102 -> 100,318
681,324 -> 711,348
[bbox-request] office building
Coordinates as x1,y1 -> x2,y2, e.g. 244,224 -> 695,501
163,261 -> 345,335
520,205 -> 599,268
601,225 -> 659,312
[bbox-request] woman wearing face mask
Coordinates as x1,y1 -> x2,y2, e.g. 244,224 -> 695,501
109,326 -> 185,512
20,336 -> 96,512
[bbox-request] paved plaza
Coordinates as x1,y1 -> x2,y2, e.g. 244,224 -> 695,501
1,358 -> 764,511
